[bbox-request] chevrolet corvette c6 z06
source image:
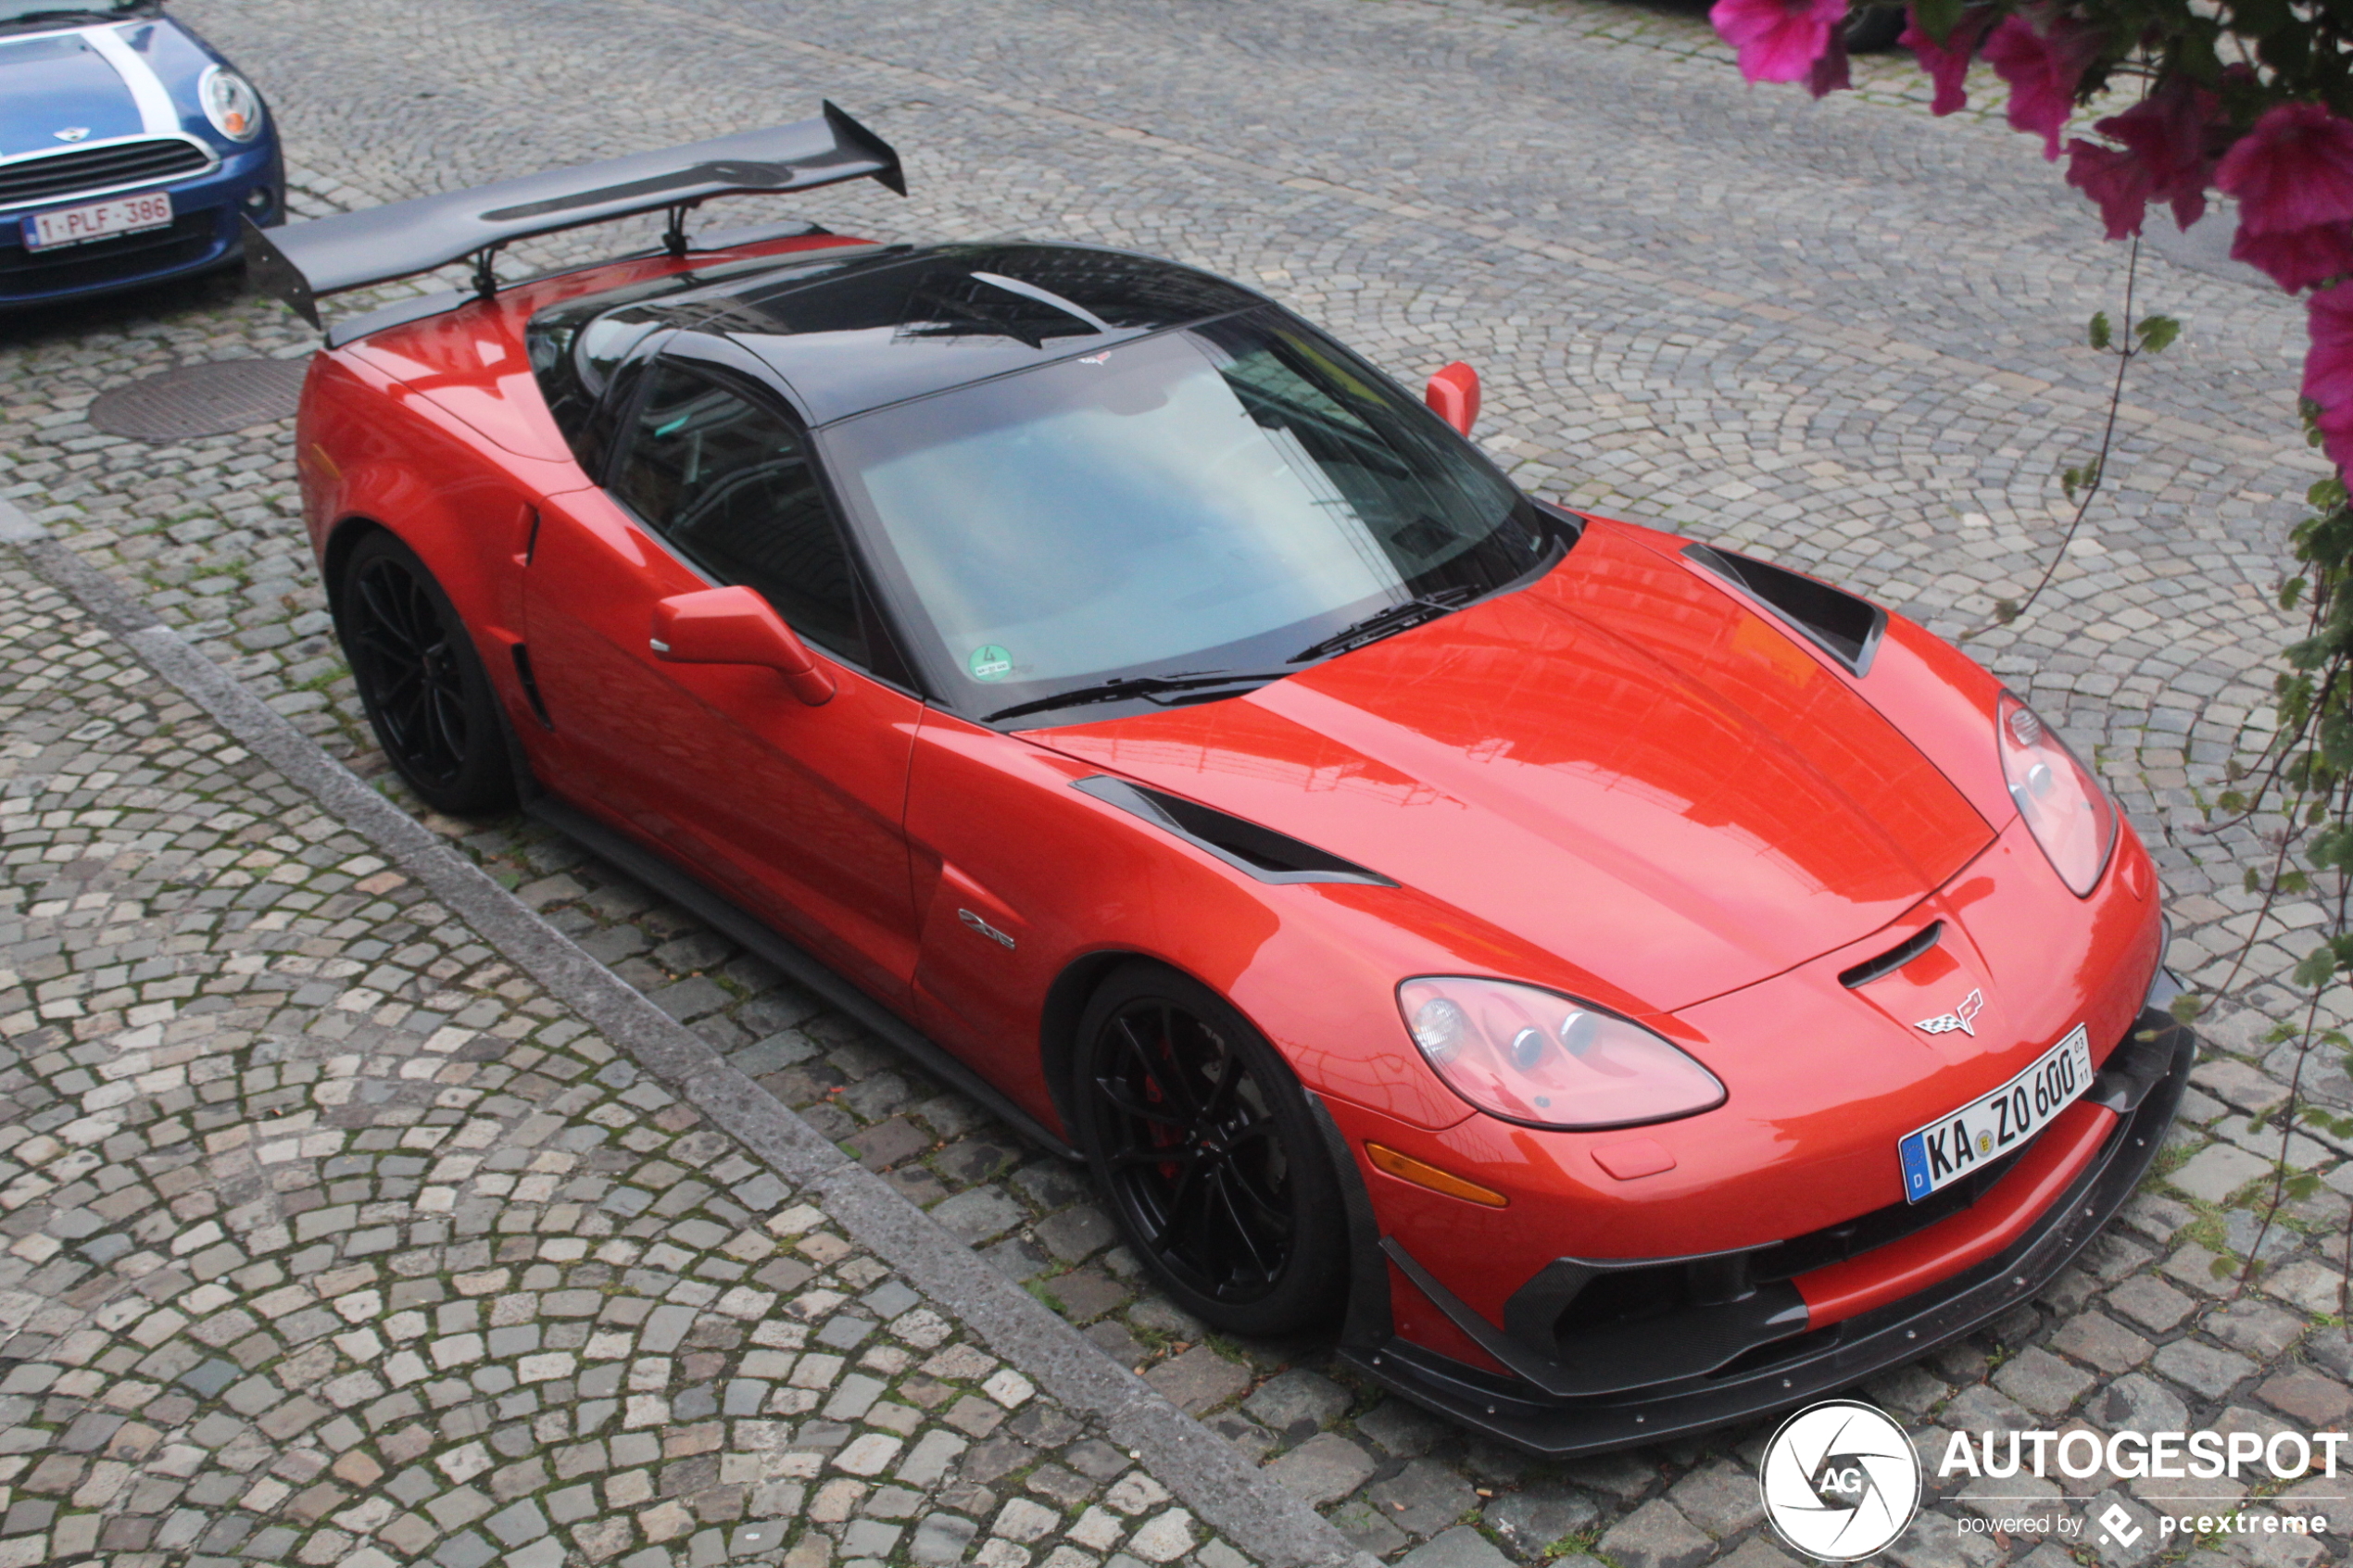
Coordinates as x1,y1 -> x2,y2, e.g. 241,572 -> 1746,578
248,109 -> 2194,1455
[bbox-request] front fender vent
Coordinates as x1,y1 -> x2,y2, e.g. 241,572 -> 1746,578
1073,776 -> 1395,886
1685,544 -> 1887,676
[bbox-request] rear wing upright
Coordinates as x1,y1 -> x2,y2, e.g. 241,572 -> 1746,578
245,102 -> 904,327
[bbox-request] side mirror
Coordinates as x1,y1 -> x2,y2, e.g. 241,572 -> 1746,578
650,585 -> 836,706
1425,361 -> 1480,438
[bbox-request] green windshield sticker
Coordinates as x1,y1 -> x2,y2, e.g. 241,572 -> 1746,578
967,646 -> 1013,683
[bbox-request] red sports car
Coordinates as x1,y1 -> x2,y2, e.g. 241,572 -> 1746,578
254,109 -> 2194,1455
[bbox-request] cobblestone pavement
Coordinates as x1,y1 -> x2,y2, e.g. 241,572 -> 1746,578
0,552 -> 1297,1568
3,0 -> 2352,1565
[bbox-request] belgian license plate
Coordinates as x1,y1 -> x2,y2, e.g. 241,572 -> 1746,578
1897,1025 -> 2093,1202
21,191 -> 173,251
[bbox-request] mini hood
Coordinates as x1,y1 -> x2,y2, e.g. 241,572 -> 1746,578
0,29 -> 145,160
1034,523 -> 1994,1015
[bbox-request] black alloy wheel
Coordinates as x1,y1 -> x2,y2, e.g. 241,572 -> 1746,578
1074,963 -> 1346,1336
339,529 -> 517,817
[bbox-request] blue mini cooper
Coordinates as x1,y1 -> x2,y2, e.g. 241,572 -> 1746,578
0,0 -> 283,308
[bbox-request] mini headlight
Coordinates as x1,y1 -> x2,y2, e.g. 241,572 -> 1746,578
1397,976 -> 1725,1130
199,66 -> 265,143
1997,695 -> 2115,897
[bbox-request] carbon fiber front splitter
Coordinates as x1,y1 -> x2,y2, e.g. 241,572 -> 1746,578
1336,1003 -> 2196,1458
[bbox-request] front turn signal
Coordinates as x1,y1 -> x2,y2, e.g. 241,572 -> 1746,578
1365,1143 -> 1509,1208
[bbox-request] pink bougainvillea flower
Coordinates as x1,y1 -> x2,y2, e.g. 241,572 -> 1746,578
2064,81 -> 2222,239
1900,6 -> 1994,117
2094,80 -> 2219,231
2312,376 -> 2353,470
1807,27 -> 1852,98
2216,103 -> 2353,236
2316,402 -> 2353,470
2234,220 -> 2353,294
2303,283 -> 2353,416
2065,139 -> 2155,241
1982,10 -> 2100,159
1710,0 -> 1846,84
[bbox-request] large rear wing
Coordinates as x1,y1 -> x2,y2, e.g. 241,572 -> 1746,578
245,102 -> 904,327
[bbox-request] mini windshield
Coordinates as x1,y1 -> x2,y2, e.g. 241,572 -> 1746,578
824,309 -> 1559,723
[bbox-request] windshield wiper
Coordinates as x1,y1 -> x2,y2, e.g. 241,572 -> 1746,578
1289,584 -> 1481,663
984,670 -> 1290,724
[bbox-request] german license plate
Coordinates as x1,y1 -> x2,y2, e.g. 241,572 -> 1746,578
21,191 -> 174,251
1897,1025 -> 2093,1202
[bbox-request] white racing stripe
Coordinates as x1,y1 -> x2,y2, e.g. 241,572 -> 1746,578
80,24 -> 180,138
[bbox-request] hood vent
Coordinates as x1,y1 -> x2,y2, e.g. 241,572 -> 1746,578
1685,545 -> 1887,676
1838,920 -> 1943,988
1073,776 -> 1395,886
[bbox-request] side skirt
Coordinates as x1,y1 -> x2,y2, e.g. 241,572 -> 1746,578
524,794 -> 1082,1162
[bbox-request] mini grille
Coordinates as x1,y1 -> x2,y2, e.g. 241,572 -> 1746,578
0,139 -> 212,209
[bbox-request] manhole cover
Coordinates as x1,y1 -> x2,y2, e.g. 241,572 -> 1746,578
87,357 -> 309,441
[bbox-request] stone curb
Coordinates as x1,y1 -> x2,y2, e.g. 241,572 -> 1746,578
0,490 -> 1378,1568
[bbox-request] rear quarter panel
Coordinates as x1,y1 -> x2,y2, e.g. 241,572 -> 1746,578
297,347 -> 585,725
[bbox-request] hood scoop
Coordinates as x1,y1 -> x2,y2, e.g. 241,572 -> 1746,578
1839,920 -> 1944,989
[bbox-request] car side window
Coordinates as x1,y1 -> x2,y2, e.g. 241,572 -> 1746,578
611,359 -> 864,659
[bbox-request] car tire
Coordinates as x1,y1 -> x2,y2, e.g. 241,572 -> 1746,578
339,529 -> 518,817
1072,961 -> 1348,1337
1843,4 -> 1907,51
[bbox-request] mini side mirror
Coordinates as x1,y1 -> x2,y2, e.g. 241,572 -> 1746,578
650,585 -> 836,706
1425,361 -> 1480,438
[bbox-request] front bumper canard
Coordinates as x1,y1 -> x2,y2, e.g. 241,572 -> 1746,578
1339,996 -> 2196,1457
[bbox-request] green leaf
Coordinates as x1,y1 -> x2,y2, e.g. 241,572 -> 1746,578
2220,790 -> 2248,812
2210,1251 -> 2237,1279
2295,944 -> 2341,987
1909,0 -> 1964,44
1994,598 -> 2021,624
2136,314 -> 2182,353
2089,311 -> 2113,351
2283,576 -> 2309,610
2170,993 -> 2206,1023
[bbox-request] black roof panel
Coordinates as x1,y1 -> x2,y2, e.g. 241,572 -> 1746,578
673,242 -> 1267,422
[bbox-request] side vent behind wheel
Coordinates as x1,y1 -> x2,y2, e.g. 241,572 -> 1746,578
1685,544 -> 1887,676
1073,776 -> 1395,886
511,645 -> 554,730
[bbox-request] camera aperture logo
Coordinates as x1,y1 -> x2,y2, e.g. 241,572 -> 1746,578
1760,1400 -> 1923,1562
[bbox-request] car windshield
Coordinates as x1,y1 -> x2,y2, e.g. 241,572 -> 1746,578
824,308 -> 1560,723
0,0 -> 148,24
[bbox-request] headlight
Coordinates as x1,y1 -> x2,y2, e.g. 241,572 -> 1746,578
199,66 -> 265,143
1397,976 -> 1726,1130
1997,695 -> 2116,897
